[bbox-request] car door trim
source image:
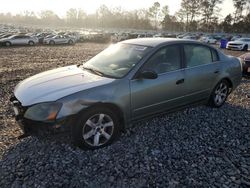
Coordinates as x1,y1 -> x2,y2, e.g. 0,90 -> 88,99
133,88 -> 210,112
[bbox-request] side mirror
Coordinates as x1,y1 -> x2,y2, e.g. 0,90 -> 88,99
138,70 -> 158,79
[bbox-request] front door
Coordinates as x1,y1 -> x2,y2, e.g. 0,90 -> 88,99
130,45 -> 188,119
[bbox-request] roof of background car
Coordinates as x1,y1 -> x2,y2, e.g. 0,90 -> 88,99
121,38 -> 198,47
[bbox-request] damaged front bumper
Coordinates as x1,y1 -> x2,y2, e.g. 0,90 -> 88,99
10,96 -> 72,139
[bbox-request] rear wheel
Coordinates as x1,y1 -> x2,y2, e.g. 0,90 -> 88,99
208,80 -> 230,108
28,41 -> 35,46
71,107 -> 121,149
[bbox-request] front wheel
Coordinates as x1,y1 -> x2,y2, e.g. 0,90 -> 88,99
49,40 -> 55,45
5,41 -> 11,47
68,40 -> 73,45
208,80 -> 230,108
71,107 -> 120,149
243,45 -> 248,51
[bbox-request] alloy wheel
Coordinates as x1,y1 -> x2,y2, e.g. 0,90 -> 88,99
214,82 -> 228,106
82,113 -> 114,147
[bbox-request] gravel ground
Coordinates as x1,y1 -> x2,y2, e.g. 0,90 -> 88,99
0,43 -> 249,188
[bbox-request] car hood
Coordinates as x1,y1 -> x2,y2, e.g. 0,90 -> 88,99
14,65 -> 115,106
0,38 -> 8,42
228,40 -> 244,44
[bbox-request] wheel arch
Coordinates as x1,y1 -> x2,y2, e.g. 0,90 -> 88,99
218,77 -> 233,93
221,77 -> 233,88
28,40 -> 35,45
5,41 -> 11,45
79,102 -> 125,131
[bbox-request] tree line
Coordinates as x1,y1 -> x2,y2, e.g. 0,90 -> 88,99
0,0 -> 250,33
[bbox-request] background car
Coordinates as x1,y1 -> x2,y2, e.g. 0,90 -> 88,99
226,38 -> 250,51
43,35 -> 75,45
11,38 -> 242,149
0,35 -> 38,46
200,36 -> 217,44
182,35 -> 197,40
239,53 -> 250,77
0,33 -> 13,39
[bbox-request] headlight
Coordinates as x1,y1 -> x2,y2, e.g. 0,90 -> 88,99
24,102 -> 62,122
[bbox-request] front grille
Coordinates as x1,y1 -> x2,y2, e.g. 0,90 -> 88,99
228,43 -> 242,46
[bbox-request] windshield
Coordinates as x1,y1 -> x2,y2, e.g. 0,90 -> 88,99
82,43 -> 152,78
238,38 -> 250,42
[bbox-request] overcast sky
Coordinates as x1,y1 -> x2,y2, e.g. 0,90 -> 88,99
0,0 -> 234,19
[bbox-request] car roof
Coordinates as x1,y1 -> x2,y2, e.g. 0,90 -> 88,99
121,38 -> 200,47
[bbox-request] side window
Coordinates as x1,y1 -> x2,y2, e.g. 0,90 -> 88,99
184,45 -> 212,67
211,49 -> 219,62
143,45 -> 181,74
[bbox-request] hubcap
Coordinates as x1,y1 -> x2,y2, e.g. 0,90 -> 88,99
214,82 -> 228,106
82,113 -> 114,147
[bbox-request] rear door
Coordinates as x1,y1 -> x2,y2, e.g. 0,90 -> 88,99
182,44 -> 220,102
130,44 -> 188,119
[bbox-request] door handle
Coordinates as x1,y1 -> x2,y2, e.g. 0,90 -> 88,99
214,69 -> 220,74
176,78 -> 185,85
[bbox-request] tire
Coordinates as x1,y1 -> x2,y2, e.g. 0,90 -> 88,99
68,40 -> 73,45
5,41 -> 11,47
49,40 -> 55,45
71,107 -> 121,149
243,45 -> 248,51
28,41 -> 35,46
208,80 -> 230,108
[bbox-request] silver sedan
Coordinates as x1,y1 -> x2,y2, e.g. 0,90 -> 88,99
0,35 -> 39,46
43,35 -> 75,45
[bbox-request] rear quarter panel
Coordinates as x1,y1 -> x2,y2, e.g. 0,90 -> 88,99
218,55 -> 242,91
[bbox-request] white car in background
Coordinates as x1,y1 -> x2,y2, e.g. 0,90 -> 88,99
200,36 -> 217,44
111,33 -> 129,43
43,35 -> 75,45
226,38 -> 250,51
183,35 -> 197,40
0,35 -> 38,46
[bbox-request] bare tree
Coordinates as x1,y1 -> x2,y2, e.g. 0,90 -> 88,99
233,0 -> 250,23
177,0 -> 202,31
148,2 -> 161,29
200,0 -> 223,32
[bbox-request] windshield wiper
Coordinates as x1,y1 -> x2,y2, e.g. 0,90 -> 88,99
83,67 -> 119,79
82,67 -> 106,77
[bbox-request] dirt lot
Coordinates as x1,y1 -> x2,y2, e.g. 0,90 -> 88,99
0,43 -> 249,187
0,43 -> 108,152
